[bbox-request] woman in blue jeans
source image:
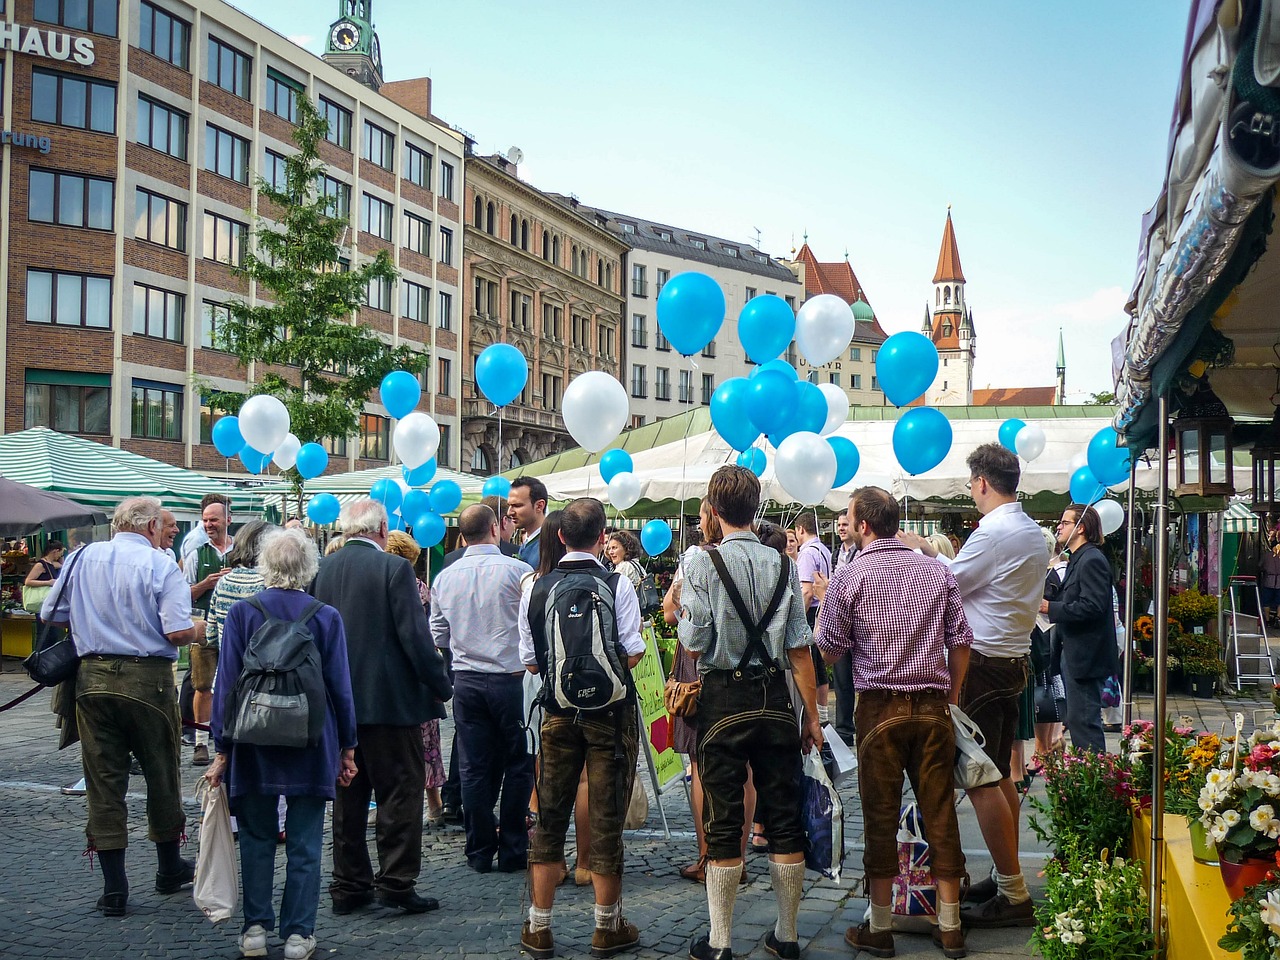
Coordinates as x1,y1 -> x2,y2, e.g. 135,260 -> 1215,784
205,529 -> 358,960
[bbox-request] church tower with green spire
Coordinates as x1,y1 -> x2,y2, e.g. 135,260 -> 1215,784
1056,327 -> 1067,403
323,0 -> 383,92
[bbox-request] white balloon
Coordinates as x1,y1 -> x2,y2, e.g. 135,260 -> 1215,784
1094,499 -> 1125,536
817,382 -> 849,436
775,431 -> 837,505
1014,423 -> 1046,462
795,295 -> 855,367
239,394 -> 291,454
563,372 -> 629,453
393,412 -> 440,469
607,471 -> 641,511
271,433 -> 301,471
1069,450 -> 1089,472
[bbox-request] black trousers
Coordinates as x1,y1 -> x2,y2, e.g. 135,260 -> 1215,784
441,649 -> 462,812
831,651 -> 856,744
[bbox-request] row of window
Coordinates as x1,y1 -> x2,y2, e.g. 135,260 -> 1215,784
470,277 -> 615,356
471,197 -> 614,288
630,366 -> 716,405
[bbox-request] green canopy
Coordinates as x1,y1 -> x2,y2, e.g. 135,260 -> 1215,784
257,462 -> 486,519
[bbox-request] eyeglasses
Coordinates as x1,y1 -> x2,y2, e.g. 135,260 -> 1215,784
964,477 -> 980,491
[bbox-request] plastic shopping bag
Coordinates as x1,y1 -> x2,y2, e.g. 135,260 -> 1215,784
951,704 -> 1001,790
193,780 -> 238,923
801,745 -> 845,881
822,723 -> 858,785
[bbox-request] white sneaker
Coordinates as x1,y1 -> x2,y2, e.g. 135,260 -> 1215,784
284,934 -> 317,960
239,925 -> 268,957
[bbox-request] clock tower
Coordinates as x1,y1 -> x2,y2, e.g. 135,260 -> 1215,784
323,0 -> 383,92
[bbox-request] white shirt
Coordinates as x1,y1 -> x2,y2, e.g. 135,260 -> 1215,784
934,501 -> 1048,657
183,535 -> 235,584
518,552 -> 646,667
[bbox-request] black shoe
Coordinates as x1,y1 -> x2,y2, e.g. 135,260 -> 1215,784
962,873 -> 997,903
155,860 -> 195,894
764,930 -> 799,959
442,805 -> 463,825
330,890 -> 374,915
497,857 -> 527,873
1102,722 -> 1122,733
96,892 -> 127,917
468,857 -> 493,874
376,889 -> 439,913
129,758 -> 143,776
689,934 -> 732,960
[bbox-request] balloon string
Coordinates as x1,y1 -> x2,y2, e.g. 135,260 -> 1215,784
496,405 -> 503,481
675,355 -> 700,582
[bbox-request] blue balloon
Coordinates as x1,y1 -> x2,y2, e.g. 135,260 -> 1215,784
746,369 -> 798,436
306,493 -> 340,525
829,437 -> 861,487
710,378 -> 760,452
402,489 -> 431,523
403,458 -> 437,487
389,511 -> 407,532
379,370 -> 421,420
482,476 -> 512,498
295,442 -> 329,480
1069,465 -> 1107,505
475,343 -> 529,408
736,448 -> 767,477
239,444 -> 271,474
876,332 -> 940,407
656,272 -> 726,356
411,512 -> 446,548
892,408 -> 953,476
998,418 -> 1026,454
640,519 -> 673,556
1087,427 -> 1133,487
429,479 -> 463,515
751,359 -> 799,381
368,478 -> 403,513
794,381 -> 828,435
212,416 -> 246,458
738,295 -> 796,365
599,449 -> 634,484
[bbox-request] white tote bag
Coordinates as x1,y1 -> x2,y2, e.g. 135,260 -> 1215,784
193,780 -> 239,923
950,704 -> 1002,790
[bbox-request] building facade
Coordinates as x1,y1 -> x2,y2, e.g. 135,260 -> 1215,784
1,0 -> 466,473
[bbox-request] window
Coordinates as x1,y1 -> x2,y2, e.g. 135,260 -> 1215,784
27,269 -> 110,328
849,346 -> 861,361
265,68 -> 302,123
871,376 -> 879,391
510,291 -> 531,331
871,350 -> 878,363
723,244 -> 738,258
403,212 -> 431,255
208,37 -> 251,98
631,313 -> 646,348
263,149 -> 288,190
745,286 -> 756,301
32,69 -> 116,133
364,276 -> 391,311
362,120 -> 393,168
438,291 -> 452,331
701,339 -> 716,359
601,325 -> 615,359
437,357 -> 451,396
25,370 -> 110,434
318,174 -> 350,219
438,226 -> 453,265
656,328 -> 671,352
829,373 -> 841,387
655,229 -> 672,242
202,301 -> 231,349
542,303 -> 562,341
470,445 -> 490,474
137,95 -> 187,158
322,434 -> 348,457
131,380 -> 183,440
359,193 -> 392,240
541,373 -> 562,410
473,276 -> 497,317
631,264 -> 647,297
33,0 -> 117,35
133,284 -> 184,342
135,188 -> 186,249
785,344 -> 797,366
439,161 -> 455,200
785,295 -> 796,310
405,143 -> 432,188
203,212 -> 246,266
318,97 -> 352,149
570,314 -> 586,350
139,2 -> 189,68
28,169 -> 113,229
204,123 -> 249,183
655,367 -> 670,401
630,364 -> 647,398
359,413 -> 390,460
656,268 -> 669,294
438,424 -> 451,468
402,280 -> 429,322
702,373 -> 715,405
688,237 -> 706,250
852,374 -> 862,389
679,369 -> 693,403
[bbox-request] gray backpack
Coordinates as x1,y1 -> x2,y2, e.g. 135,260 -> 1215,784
535,569 -> 630,713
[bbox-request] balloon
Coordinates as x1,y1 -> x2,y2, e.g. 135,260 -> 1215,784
737,295 -> 796,364
411,512 -> 446,548
379,370 -> 421,420
1069,466 -> 1107,505
272,433 -> 301,471
793,381 -> 829,435
607,472 -> 641,511
238,394 -> 291,454
1068,450 -> 1089,472
238,444 -> 271,474
369,477 -> 403,513
892,408 -> 952,476
1087,427 -> 1133,487
656,272 -> 725,356
710,378 -> 761,452
482,476 -> 512,498
746,369 -> 798,436
305,493 -> 340,525
403,458 -> 437,487
640,519 -> 673,556
402,489 -> 431,523
775,432 -> 838,505
751,359 -> 799,381
211,416 -> 246,457
428,479 -> 463,515
876,332 -> 939,407
795,294 -> 855,366
475,343 -> 529,408
562,372 -> 629,453
599,449 -> 634,484
295,442 -> 329,480
1015,423 -> 1047,462
817,383 -> 849,436
998,418 -> 1026,453
828,436 -> 861,487
392,412 -> 440,469
389,512 -> 407,532
1094,499 -> 1125,536
736,447 -> 766,476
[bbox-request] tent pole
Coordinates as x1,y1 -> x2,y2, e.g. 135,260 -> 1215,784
1149,394 -> 1170,951
1123,459 -> 1139,728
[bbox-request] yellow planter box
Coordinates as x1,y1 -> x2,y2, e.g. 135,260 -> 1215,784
1,615 -> 36,658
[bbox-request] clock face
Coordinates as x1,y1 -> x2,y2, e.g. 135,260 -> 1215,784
331,21 -> 359,51
371,35 -> 382,68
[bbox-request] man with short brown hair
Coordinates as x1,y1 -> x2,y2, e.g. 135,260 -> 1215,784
185,493 -> 233,766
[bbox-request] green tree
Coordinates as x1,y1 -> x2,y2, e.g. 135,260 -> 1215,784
1087,390 -> 1117,405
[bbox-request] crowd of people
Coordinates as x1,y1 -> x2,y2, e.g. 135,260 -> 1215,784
26,436 -> 1129,960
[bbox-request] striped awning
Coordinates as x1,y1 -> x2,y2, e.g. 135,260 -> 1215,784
258,463 -> 486,519
1224,501 -> 1261,534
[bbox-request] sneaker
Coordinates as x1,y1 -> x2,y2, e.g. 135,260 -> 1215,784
520,921 -> 554,959
844,922 -> 894,958
931,926 -> 967,959
283,934 -> 316,960
181,731 -> 196,747
591,918 -> 640,958
192,743 -> 210,766
239,924 -> 268,958
61,778 -> 87,796
959,893 -> 1035,928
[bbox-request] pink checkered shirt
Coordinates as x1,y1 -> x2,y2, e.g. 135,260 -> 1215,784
815,537 -> 973,693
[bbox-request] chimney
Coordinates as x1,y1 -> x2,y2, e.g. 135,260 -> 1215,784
379,77 -> 432,120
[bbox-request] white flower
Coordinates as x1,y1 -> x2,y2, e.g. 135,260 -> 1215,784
1206,769 -> 1233,789
1251,805 -> 1276,832
1224,809 -> 1242,828
1261,889 -> 1280,934
1210,817 -> 1230,843
1264,774 -> 1280,796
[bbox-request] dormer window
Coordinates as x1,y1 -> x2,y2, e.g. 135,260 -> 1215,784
688,236 -> 706,250
943,323 -> 953,337
620,221 -> 636,234
655,229 -> 672,241
723,245 -> 738,258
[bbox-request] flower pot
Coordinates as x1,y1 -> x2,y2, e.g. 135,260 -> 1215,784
1187,819 -> 1218,865
1219,856 -> 1274,900
1187,674 -> 1217,698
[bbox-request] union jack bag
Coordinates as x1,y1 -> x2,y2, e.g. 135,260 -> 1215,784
891,803 -> 937,917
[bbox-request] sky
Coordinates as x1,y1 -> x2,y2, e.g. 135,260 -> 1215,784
236,0 -> 1189,402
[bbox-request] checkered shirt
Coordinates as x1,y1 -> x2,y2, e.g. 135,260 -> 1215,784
815,537 -> 973,693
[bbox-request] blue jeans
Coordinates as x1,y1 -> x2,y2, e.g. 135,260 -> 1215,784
235,793 -> 326,937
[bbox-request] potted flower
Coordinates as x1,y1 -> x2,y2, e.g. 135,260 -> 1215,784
1170,586 -> 1220,631
1200,715 -> 1280,898
1220,872 -> 1280,959
1167,731 -> 1227,863
1182,655 -> 1226,697
1033,838 -> 1153,959
1030,747 -> 1135,859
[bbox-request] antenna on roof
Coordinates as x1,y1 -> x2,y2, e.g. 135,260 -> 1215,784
751,227 -> 762,249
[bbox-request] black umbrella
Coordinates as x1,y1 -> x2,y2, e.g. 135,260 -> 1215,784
0,477 -> 108,537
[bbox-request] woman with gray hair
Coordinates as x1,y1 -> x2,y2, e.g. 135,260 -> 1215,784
205,529 -> 358,960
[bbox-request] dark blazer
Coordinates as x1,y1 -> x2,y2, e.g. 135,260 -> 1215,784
311,539 -> 452,725
1046,542 -> 1119,682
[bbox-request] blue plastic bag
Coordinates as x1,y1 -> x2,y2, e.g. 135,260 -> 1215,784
801,746 -> 845,881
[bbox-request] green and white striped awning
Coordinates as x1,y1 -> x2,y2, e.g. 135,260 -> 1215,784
1224,501 -> 1261,534
258,463 -> 486,519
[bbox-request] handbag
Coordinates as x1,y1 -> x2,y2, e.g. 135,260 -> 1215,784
801,745 -> 845,881
22,582 -> 52,614
1033,675 -> 1065,724
637,572 -> 664,617
193,780 -> 239,923
951,704 -> 1002,790
664,675 -> 701,718
623,773 -> 649,830
22,549 -> 84,687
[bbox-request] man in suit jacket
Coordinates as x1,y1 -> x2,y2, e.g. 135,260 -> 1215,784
1041,503 -> 1118,753
312,498 -> 453,915
829,511 -> 858,745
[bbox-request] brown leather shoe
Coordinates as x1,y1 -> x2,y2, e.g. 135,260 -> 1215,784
591,918 -> 640,957
959,893 -> 1035,928
931,926 -> 967,958
844,922 -> 895,957
521,921 -> 555,959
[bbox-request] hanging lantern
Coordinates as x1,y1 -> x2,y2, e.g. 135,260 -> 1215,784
1173,380 -> 1234,497
1252,407 -> 1280,517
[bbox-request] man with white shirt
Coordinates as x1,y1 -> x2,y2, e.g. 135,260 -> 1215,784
901,443 -> 1047,929
184,493 -> 234,766
830,511 -> 858,745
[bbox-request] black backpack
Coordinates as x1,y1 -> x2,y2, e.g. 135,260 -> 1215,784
224,597 -> 327,749
532,568 -> 630,713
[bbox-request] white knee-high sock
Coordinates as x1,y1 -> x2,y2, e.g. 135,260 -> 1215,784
706,862 -> 742,950
769,859 -> 805,943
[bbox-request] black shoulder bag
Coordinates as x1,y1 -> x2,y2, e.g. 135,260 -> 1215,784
23,547 -> 86,687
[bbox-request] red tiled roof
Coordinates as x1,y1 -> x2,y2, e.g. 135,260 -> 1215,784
794,243 -> 888,338
932,210 -> 965,283
930,308 -> 962,350
972,386 -> 1058,406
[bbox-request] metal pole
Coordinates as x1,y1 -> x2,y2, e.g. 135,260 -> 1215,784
1150,395 -> 1170,951
1123,460 -> 1139,728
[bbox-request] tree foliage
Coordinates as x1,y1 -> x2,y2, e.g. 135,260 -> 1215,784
1086,390 -> 1117,405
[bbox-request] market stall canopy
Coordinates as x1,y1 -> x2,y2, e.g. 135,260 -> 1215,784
257,462 -> 485,517
0,477 -> 107,536
1224,499 -> 1262,533
0,427 -> 262,517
